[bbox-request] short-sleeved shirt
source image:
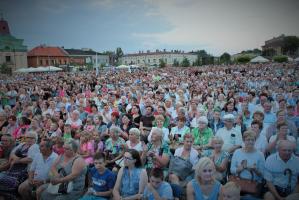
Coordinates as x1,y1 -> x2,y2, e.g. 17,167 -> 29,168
105,137 -> 126,155
30,151 -> 58,180
89,167 -> 116,192
264,153 -> 299,191
145,142 -> 171,169
191,127 -> 213,146
143,181 -> 174,200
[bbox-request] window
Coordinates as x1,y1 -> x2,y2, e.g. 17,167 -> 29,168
148,59 -> 150,63
137,60 -> 140,64
46,60 -> 49,65
153,59 -> 156,63
5,56 -> 11,62
40,59 -> 43,65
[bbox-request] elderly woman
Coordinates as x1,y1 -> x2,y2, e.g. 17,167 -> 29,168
65,110 -> 82,130
202,136 -> 229,183
230,130 -> 265,196
141,127 -> 170,175
105,126 -> 126,170
113,149 -> 148,200
0,131 -> 39,199
267,121 -> 296,154
148,115 -> 170,143
169,134 -> 199,185
191,116 -> 213,149
126,128 -> 143,152
41,139 -> 87,200
170,116 -> 190,143
186,157 -> 222,200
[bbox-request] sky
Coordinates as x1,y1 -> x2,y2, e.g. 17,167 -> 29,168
1,0 -> 299,56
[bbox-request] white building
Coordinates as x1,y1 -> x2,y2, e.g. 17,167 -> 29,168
120,50 -> 197,66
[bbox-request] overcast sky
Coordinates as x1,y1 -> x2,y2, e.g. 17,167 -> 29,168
1,0 -> 299,56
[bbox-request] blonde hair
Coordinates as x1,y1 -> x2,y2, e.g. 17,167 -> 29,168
129,128 -> 141,139
221,181 -> 241,199
242,130 -> 256,141
210,136 -> 224,145
155,114 -> 165,122
194,157 -> 215,181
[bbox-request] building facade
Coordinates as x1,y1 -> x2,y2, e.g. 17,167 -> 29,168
27,45 -> 70,67
65,48 -> 110,67
262,34 -> 285,57
0,18 -> 27,72
120,50 -> 197,67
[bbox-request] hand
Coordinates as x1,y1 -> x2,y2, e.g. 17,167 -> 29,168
50,178 -> 61,185
32,179 -> 44,187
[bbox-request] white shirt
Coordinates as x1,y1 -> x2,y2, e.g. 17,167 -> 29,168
30,151 -> 58,180
216,127 -> 242,152
174,146 -> 199,166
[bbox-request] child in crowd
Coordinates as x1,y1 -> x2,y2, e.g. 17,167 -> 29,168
143,168 -> 174,200
220,181 -> 241,200
80,152 -> 116,200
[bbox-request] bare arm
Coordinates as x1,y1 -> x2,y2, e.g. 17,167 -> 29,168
186,181 -> 195,200
112,167 -> 124,200
58,157 -> 86,183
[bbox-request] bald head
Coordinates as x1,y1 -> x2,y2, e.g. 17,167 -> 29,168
277,140 -> 295,162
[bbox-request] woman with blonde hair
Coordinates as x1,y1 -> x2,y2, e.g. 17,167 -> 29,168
202,136 -> 229,183
126,128 -> 143,152
186,157 -> 221,200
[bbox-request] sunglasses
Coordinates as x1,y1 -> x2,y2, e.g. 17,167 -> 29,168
124,156 -> 135,161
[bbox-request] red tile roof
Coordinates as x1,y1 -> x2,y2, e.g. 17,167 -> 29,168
28,45 -> 69,57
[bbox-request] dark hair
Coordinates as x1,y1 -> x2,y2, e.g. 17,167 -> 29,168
8,115 -> 17,121
41,138 -> 54,150
251,120 -> 263,130
126,149 -> 142,168
150,168 -> 164,180
93,152 -> 106,161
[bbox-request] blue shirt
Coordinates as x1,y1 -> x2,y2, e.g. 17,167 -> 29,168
143,181 -> 173,200
191,179 -> 221,200
89,167 -> 116,192
264,153 -> 299,191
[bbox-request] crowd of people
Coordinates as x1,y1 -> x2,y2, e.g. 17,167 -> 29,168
0,62 -> 298,200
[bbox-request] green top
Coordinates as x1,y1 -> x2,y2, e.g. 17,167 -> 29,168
191,127 -> 213,146
145,142 -> 170,169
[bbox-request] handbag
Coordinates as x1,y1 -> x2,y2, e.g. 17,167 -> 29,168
168,156 -> 193,180
228,168 -> 262,196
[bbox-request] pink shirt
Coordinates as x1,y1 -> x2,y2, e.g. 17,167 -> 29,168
80,141 -> 94,164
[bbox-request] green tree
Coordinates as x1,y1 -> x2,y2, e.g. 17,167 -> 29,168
0,63 -> 12,75
253,48 -> 262,55
159,59 -> 166,68
236,56 -> 250,64
181,57 -> 190,67
283,36 -> 299,56
220,52 -> 231,64
273,55 -> 288,63
115,47 -> 124,65
173,59 -> 179,67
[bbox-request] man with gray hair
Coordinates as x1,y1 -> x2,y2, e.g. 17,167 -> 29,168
18,138 -> 58,200
264,140 -> 299,200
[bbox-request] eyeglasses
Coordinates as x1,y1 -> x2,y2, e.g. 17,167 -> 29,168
124,156 -> 135,161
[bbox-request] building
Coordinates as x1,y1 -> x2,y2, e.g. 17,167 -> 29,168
64,48 -> 110,67
120,50 -> 197,67
262,34 -> 285,57
0,17 -> 27,72
27,45 -> 70,67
